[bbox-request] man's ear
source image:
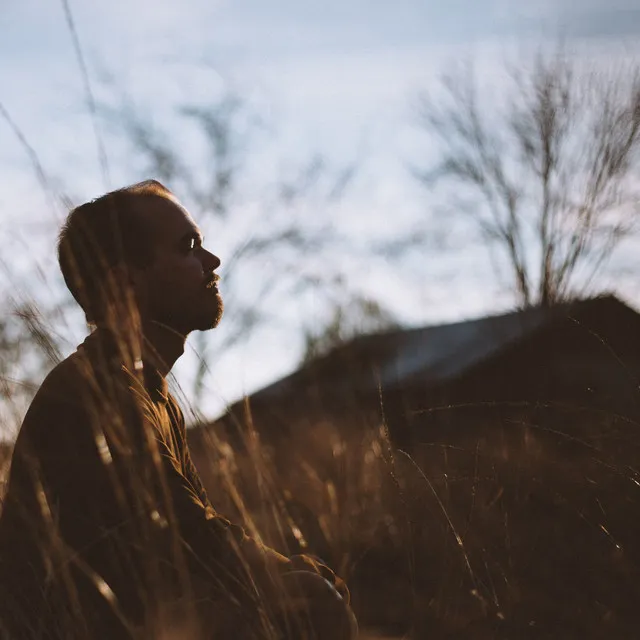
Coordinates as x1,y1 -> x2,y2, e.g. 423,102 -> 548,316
124,263 -> 149,313
104,264 -> 143,311
109,263 -> 134,287
101,263 -> 145,329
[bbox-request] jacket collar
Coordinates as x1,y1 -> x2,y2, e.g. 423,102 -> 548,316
80,327 -> 170,402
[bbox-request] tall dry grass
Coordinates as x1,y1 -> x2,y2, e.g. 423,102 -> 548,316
3,367 -> 640,639
188,399 -> 640,639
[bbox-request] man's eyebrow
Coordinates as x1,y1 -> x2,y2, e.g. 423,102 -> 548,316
178,230 -> 203,245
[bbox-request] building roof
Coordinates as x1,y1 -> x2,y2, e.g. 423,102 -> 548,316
220,294 -> 638,417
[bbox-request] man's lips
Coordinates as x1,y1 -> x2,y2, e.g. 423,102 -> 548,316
204,273 -> 220,292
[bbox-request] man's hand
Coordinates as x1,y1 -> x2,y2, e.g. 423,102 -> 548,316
273,570 -> 358,640
287,554 -> 351,604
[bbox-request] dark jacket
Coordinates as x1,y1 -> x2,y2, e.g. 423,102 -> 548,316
0,329 -> 347,639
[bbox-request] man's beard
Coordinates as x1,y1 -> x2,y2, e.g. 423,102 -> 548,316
196,295 -> 224,331
208,297 -> 224,329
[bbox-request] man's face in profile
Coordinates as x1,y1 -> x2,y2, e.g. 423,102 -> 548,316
135,195 -> 223,335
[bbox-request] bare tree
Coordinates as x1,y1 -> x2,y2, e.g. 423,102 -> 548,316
413,49 -> 640,307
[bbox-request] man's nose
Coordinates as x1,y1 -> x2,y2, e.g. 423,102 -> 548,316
202,249 -> 221,272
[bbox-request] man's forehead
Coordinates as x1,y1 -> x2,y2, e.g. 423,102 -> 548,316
136,194 -> 200,241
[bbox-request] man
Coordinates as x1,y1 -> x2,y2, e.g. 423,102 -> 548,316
0,181 -> 357,639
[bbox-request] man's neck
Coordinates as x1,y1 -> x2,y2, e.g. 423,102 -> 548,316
141,321 -> 188,378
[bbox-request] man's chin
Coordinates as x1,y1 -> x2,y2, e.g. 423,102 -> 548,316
198,302 -> 223,331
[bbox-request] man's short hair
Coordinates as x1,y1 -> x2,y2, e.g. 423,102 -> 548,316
58,180 -> 172,323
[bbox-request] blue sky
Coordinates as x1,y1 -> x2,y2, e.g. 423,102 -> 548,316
2,0 -> 640,419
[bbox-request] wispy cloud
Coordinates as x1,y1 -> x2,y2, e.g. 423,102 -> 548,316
497,0 -> 640,37
566,9 -> 640,37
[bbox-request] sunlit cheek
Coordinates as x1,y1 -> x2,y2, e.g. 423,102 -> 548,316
151,260 -> 203,303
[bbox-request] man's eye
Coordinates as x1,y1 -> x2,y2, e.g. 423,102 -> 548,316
183,235 -> 202,253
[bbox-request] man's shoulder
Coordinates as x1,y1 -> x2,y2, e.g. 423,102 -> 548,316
12,350 -> 98,453
33,350 -> 89,406
15,336 -> 136,448
29,334 -> 125,413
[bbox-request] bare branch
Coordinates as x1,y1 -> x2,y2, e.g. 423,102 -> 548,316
413,48 -> 640,307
